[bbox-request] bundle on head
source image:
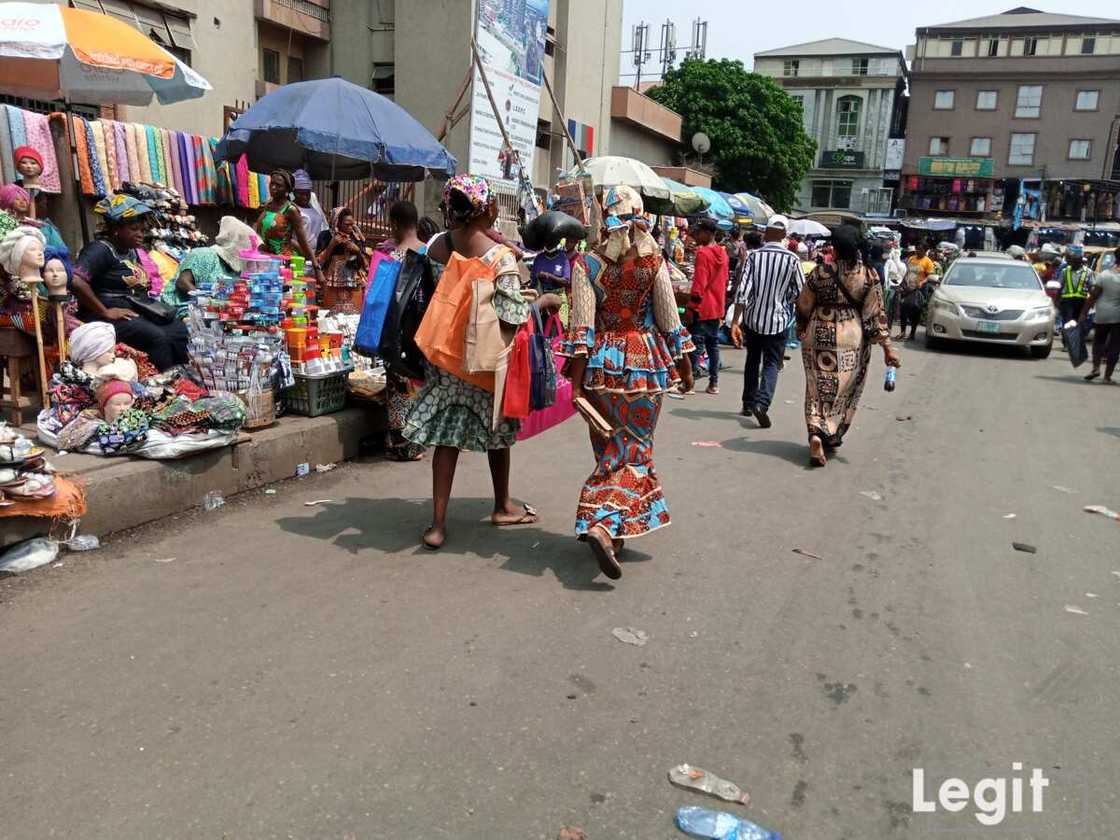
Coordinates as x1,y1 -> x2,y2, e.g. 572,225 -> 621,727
520,210 -> 587,251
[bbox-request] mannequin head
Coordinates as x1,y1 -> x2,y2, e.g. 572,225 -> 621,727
41,247 -> 72,298
0,184 -> 31,217
13,146 -> 43,184
0,224 -> 46,281
97,380 -> 135,423
69,321 -> 117,371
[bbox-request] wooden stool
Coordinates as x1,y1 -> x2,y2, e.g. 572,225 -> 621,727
0,327 -> 40,425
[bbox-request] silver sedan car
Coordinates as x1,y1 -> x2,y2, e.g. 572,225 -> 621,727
926,258 -> 1055,358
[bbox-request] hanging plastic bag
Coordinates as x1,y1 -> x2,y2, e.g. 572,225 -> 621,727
353,251 -> 401,357
502,321 -> 532,419
527,306 -> 557,411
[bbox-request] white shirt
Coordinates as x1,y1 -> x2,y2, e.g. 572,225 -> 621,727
736,242 -> 805,335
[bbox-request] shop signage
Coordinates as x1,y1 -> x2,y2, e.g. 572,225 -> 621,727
820,149 -> 865,169
884,138 -> 905,172
468,0 -> 551,183
918,156 -> 994,177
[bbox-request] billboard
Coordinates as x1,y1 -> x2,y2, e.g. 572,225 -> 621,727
918,156 -> 994,178
469,0 -> 551,183
884,138 -> 905,172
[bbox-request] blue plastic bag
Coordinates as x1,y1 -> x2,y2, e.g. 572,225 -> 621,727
354,251 -> 402,357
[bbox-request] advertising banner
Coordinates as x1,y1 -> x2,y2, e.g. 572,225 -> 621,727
918,156 -> 994,178
469,0 -> 551,183
820,149 -> 865,169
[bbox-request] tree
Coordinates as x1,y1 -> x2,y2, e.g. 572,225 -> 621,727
648,58 -> 816,210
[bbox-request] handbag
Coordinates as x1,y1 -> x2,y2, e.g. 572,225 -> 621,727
354,250 -> 401,357
527,306 -> 557,411
378,249 -> 436,380
517,375 -> 576,440
465,277 -> 502,373
126,295 -> 176,325
501,320 -> 532,419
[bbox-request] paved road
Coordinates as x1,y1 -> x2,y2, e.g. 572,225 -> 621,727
2,336 -> 1118,839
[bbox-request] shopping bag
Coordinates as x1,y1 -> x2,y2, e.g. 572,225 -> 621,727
354,251 -> 401,357
379,249 -> 435,380
517,376 -> 576,441
502,322 -> 532,419
465,277 -> 502,373
527,307 -> 557,411
1063,323 -> 1088,367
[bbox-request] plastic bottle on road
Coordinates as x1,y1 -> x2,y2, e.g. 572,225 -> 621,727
668,764 -> 749,805
884,366 -> 896,392
676,806 -> 781,840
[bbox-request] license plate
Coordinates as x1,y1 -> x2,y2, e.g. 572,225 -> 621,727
976,320 -> 1001,333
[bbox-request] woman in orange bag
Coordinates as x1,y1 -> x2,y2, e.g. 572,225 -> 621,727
404,175 -> 542,550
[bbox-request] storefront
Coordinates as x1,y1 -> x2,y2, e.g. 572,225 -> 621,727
902,156 -> 1004,215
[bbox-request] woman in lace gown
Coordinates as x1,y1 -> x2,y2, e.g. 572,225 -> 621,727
562,185 -> 694,580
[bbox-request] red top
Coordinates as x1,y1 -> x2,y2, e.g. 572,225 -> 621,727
689,243 -> 729,321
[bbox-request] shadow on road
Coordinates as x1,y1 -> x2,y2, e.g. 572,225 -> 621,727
669,406 -> 742,422
1099,426 -> 1120,439
1033,374 -> 1094,385
904,335 -> 1046,361
720,436 -> 816,467
275,496 -> 621,591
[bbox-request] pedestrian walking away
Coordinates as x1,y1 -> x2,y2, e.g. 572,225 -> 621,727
896,242 -> 936,341
1079,246 -> 1120,383
796,225 -> 901,467
561,184 -> 694,580
731,214 -> 805,429
686,217 -> 728,395
403,175 -> 540,550
1058,245 -> 1093,347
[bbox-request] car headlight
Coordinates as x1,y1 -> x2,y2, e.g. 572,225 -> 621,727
932,299 -> 959,314
1030,305 -> 1054,318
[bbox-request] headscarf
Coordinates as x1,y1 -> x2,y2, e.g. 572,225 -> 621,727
42,245 -> 73,282
0,224 -> 45,275
600,184 -> 656,261
0,183 -> 30,213
212,215 -> 257,273
443,175 -> 491,224
93,193 -> 152,223
96,379 -> 133,411
69,321 -> 116,366
13,145 -> 43,171
293,169 -> 313,191
271,169 -> 295,198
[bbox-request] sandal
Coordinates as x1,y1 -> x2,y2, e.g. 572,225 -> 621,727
584,529 -> 621,580
491,503 -> 538,527
705,385 -> 719,395
421,526 -> 445,551
809,436 -> 827,468
1084,370 -> 1101,381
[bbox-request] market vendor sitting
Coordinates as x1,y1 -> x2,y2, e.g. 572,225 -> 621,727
161,215 -> 255,319
73,194 -> 189,371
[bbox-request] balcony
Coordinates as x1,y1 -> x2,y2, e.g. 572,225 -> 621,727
255,0 -> 330,42
610,86 -> 682,144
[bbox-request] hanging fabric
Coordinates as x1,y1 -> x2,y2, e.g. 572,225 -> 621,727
6,103 -> 27,150
23,111 -> 61,193
71,114 -> 94,195
126,123 -> 143,184
0,106 -> 13,183
83,118 -> 107,196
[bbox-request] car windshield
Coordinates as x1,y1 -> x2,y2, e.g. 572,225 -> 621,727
944,262 -> 1041,290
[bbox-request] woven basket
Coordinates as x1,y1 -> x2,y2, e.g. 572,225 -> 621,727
238,389 -> 276,430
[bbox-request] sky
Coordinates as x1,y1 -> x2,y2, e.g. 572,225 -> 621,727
619,1 -> 1120,81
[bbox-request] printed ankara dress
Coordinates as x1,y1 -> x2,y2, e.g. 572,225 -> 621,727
562,242 -> 693,540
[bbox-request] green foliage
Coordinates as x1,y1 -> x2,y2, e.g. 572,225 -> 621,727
648,58 -> 816,210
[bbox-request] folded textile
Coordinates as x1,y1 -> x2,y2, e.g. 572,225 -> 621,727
23,111 -> 61,193
0,106 -> 13,183
71,115 -> 95,195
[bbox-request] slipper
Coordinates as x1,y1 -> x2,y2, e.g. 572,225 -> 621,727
492,503 -> 538,526
705,385 -> 719,395
584,532 -> 621,579
1084,370 -> 1101,381
421,527 -> 444,551
809,437 -> 827,468
612,538 -> 625,555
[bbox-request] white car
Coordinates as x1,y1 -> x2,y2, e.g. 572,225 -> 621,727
926,257 -> 1055,358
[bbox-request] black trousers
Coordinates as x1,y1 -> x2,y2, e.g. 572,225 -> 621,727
109,316 -> 189,371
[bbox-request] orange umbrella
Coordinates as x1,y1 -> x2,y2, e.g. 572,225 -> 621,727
0,2 -> 209,104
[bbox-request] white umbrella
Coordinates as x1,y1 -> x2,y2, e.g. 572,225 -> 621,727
565,155 -> 671,203
788,218 -> 831,237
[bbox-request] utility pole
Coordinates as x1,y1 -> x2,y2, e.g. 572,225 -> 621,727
631,21 -> 651,89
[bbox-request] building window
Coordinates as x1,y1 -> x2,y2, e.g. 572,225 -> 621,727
950,40 -> 963,56
851,57 -> 868,75
811,180 -> 852,209
535,119 -> 552,151
371,62 -> 395,96
836,96 -> 861,139
934,90 -> 955,110
1009,132 -> 1036,165
1068,139 -> 1092,160
976,90 -> 998,110
1015,85 -> 1042,118
1075,90 -> 1099,111
261,48 -> 280,85
287,56 -> 303,84
1081,36 -> 1096,55
1024,37 -> 1039,56
970,137 -> 991,157
985,38 -> 999,56
928,136 -> 950,156
783,59 -> 799,77
545,25 -> 556,57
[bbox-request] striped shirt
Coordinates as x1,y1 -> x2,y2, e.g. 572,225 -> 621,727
736,242 -> 805,335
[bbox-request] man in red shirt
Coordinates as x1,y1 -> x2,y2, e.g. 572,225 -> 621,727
687,218 -> 729,395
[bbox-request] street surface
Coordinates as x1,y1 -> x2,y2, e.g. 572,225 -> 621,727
2,338 -> 1118,839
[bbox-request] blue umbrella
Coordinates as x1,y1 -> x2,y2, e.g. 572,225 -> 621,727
691,187 -> 734,221
215,77 -> 457,182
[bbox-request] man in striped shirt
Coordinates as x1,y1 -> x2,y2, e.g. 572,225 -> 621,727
731,215 -> 805,428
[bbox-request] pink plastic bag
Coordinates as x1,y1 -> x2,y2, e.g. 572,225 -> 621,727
517,375 -> 576,440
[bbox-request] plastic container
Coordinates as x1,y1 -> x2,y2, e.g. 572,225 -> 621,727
676,807 -> 780,840
283,367 -> 352,417
884,366 -> 897,392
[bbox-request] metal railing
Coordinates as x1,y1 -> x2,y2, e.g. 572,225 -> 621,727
272,0 -> 330,23
312,179 -> 414,242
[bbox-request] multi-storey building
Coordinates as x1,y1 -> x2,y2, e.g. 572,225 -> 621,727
904,7 -> 1120,223
754,38 -> 908,216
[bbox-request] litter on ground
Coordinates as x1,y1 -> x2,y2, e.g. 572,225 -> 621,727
611,627 -> 649,646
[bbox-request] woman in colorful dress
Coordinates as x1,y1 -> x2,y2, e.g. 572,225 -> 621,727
162,216 -> 255,318
562,185 -> 695,580
254,169 -> 324,282
796,225 -> 901,467
402,176 -> 538,550
314,206 -> 370,313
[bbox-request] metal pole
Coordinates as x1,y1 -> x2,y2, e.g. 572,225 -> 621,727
542,70 -> 586,173
471,38 -> 513,152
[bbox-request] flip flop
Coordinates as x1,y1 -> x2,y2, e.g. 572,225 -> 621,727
421,527 -> 445,551
492,503 -> 538,526
584,532 -> 621,580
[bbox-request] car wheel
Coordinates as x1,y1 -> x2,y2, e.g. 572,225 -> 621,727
1030,343 -> 1052,359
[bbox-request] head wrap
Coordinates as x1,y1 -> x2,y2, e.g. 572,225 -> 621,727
69,321 -> 117,366
0,224 -> 45,275
42,246 -> 73,281
93,193 -> 152,223
96,379 -> 133,411
13,145 -> 43,170
271,169 -> 295,195
443,175 -> 491,224
0,184 -> 31,213
602,184 -> 646,224
293,169 -> 313,191
213,216 -> 257,273
600,184 -> 656,261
